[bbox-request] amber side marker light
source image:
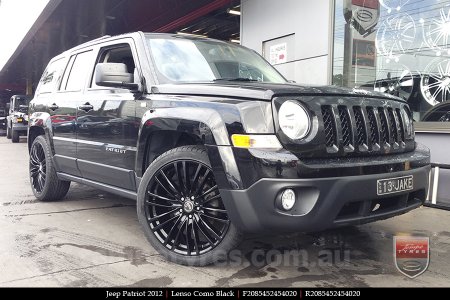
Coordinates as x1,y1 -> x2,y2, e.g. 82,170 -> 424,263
231,134 -> 283,150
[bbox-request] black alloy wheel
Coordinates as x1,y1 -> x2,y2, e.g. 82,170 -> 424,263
145,160 -> 230,256
137,146 -> 242,266
30,141 -> 47,193
29,136 -> 70,201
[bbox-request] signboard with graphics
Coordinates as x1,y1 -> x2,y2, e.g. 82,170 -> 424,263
394,236 -> 430,278
269,43 -> 287,65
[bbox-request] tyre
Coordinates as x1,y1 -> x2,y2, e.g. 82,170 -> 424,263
11,129 -> 19,143
29,135 -> 70,201
6,125 -> 11,139
137,146 -> 242,266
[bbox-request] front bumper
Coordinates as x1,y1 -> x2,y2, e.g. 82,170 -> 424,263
12,123 -> 28,133
219,146 -> 430,233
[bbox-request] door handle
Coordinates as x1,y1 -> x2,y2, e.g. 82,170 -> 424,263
78,103 -> 94,112
49,103 -> 59,111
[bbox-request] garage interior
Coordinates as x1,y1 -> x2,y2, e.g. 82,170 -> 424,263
0,0 -> 241,103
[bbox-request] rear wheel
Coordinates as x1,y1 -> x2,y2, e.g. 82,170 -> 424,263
29,136 -> 70,201
11,129 -> 19,143
137,146 -> 242,266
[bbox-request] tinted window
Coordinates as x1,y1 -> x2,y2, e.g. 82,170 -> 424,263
63,51 -> 94,91
36,58 -> 65,94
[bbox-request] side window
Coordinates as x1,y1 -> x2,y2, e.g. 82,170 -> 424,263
91,44 -> 136,88
61,50 -> 94,92
59,55 -> 76,91
36,58 -> 65,94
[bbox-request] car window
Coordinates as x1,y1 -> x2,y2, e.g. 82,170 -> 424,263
146,37 -> 287,83
62,50 -> 94,92
59,55 -> 76,91
36,58 -> 65,94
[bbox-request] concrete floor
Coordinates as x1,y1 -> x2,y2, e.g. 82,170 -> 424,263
0,136 -> 449,287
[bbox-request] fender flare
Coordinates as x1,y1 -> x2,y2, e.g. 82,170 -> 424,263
136,107 -> 243,189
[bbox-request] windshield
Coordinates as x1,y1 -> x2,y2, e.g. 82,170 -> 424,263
14,98 -> 28,110
146,36 -> 287,84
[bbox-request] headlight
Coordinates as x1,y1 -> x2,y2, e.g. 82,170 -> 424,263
278,101 -> 311,140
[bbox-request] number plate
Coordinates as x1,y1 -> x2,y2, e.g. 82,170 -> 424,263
377,175 -> 413,196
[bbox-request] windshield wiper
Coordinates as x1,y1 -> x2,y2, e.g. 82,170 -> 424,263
213,78 -> 259,82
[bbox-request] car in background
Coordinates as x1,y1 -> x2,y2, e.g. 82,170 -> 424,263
6,95 -> 29,143
0,107 -> 7,136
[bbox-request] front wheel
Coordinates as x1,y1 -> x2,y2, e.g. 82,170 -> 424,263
137,146 -> 242,266
11,129 -> 19,143
29,136 -> 71,201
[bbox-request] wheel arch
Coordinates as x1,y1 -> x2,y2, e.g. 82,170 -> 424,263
28,112 -> 54,153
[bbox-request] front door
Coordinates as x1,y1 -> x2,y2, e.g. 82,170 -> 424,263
76,42 -> 140,191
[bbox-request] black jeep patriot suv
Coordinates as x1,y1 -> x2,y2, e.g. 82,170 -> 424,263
28,32 -> 430,266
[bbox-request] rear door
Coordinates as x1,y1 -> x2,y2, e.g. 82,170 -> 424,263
33,57 -> 80,174
52,50 -> 95,176
75,40 -> 140,191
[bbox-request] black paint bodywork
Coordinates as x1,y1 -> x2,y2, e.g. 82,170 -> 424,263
28,32 -> 431,233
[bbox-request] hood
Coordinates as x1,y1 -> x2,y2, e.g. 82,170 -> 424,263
151,82 -> 404,102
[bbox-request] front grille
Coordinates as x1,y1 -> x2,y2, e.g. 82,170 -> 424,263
320,103 -> 409,154
353,106 -> 367,148
366,107 -> 379,147
321,106 -> 336,148
378,107 -> 389,145
395,108 -> 405,142
338,106 -> 352,147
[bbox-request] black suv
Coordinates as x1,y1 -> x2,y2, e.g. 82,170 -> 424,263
6,95 -> 29,142
28,32 -> 430,266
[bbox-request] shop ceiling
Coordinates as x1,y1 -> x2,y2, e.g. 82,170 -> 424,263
0,0 -> 240,94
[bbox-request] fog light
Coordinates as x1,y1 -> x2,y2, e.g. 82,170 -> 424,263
281,189 -> 296,211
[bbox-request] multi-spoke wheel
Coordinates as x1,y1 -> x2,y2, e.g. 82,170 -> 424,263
30,141 -> 47,193
137,146 -> 242,266
420,58 -> 450,106
29,136 -> 70,201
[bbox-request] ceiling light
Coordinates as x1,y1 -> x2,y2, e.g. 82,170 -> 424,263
228,9 -> 241,16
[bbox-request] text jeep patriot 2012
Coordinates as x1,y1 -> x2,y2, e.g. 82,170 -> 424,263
28,32 -> 430,266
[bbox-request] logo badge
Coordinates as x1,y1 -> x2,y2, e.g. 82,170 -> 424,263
394,236 -> 429,278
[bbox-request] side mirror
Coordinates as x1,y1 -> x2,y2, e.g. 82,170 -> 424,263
95,63 -> 139,91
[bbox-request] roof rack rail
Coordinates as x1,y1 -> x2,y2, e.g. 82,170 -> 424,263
89,35 -> 112,43
72,35 -> 112,50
